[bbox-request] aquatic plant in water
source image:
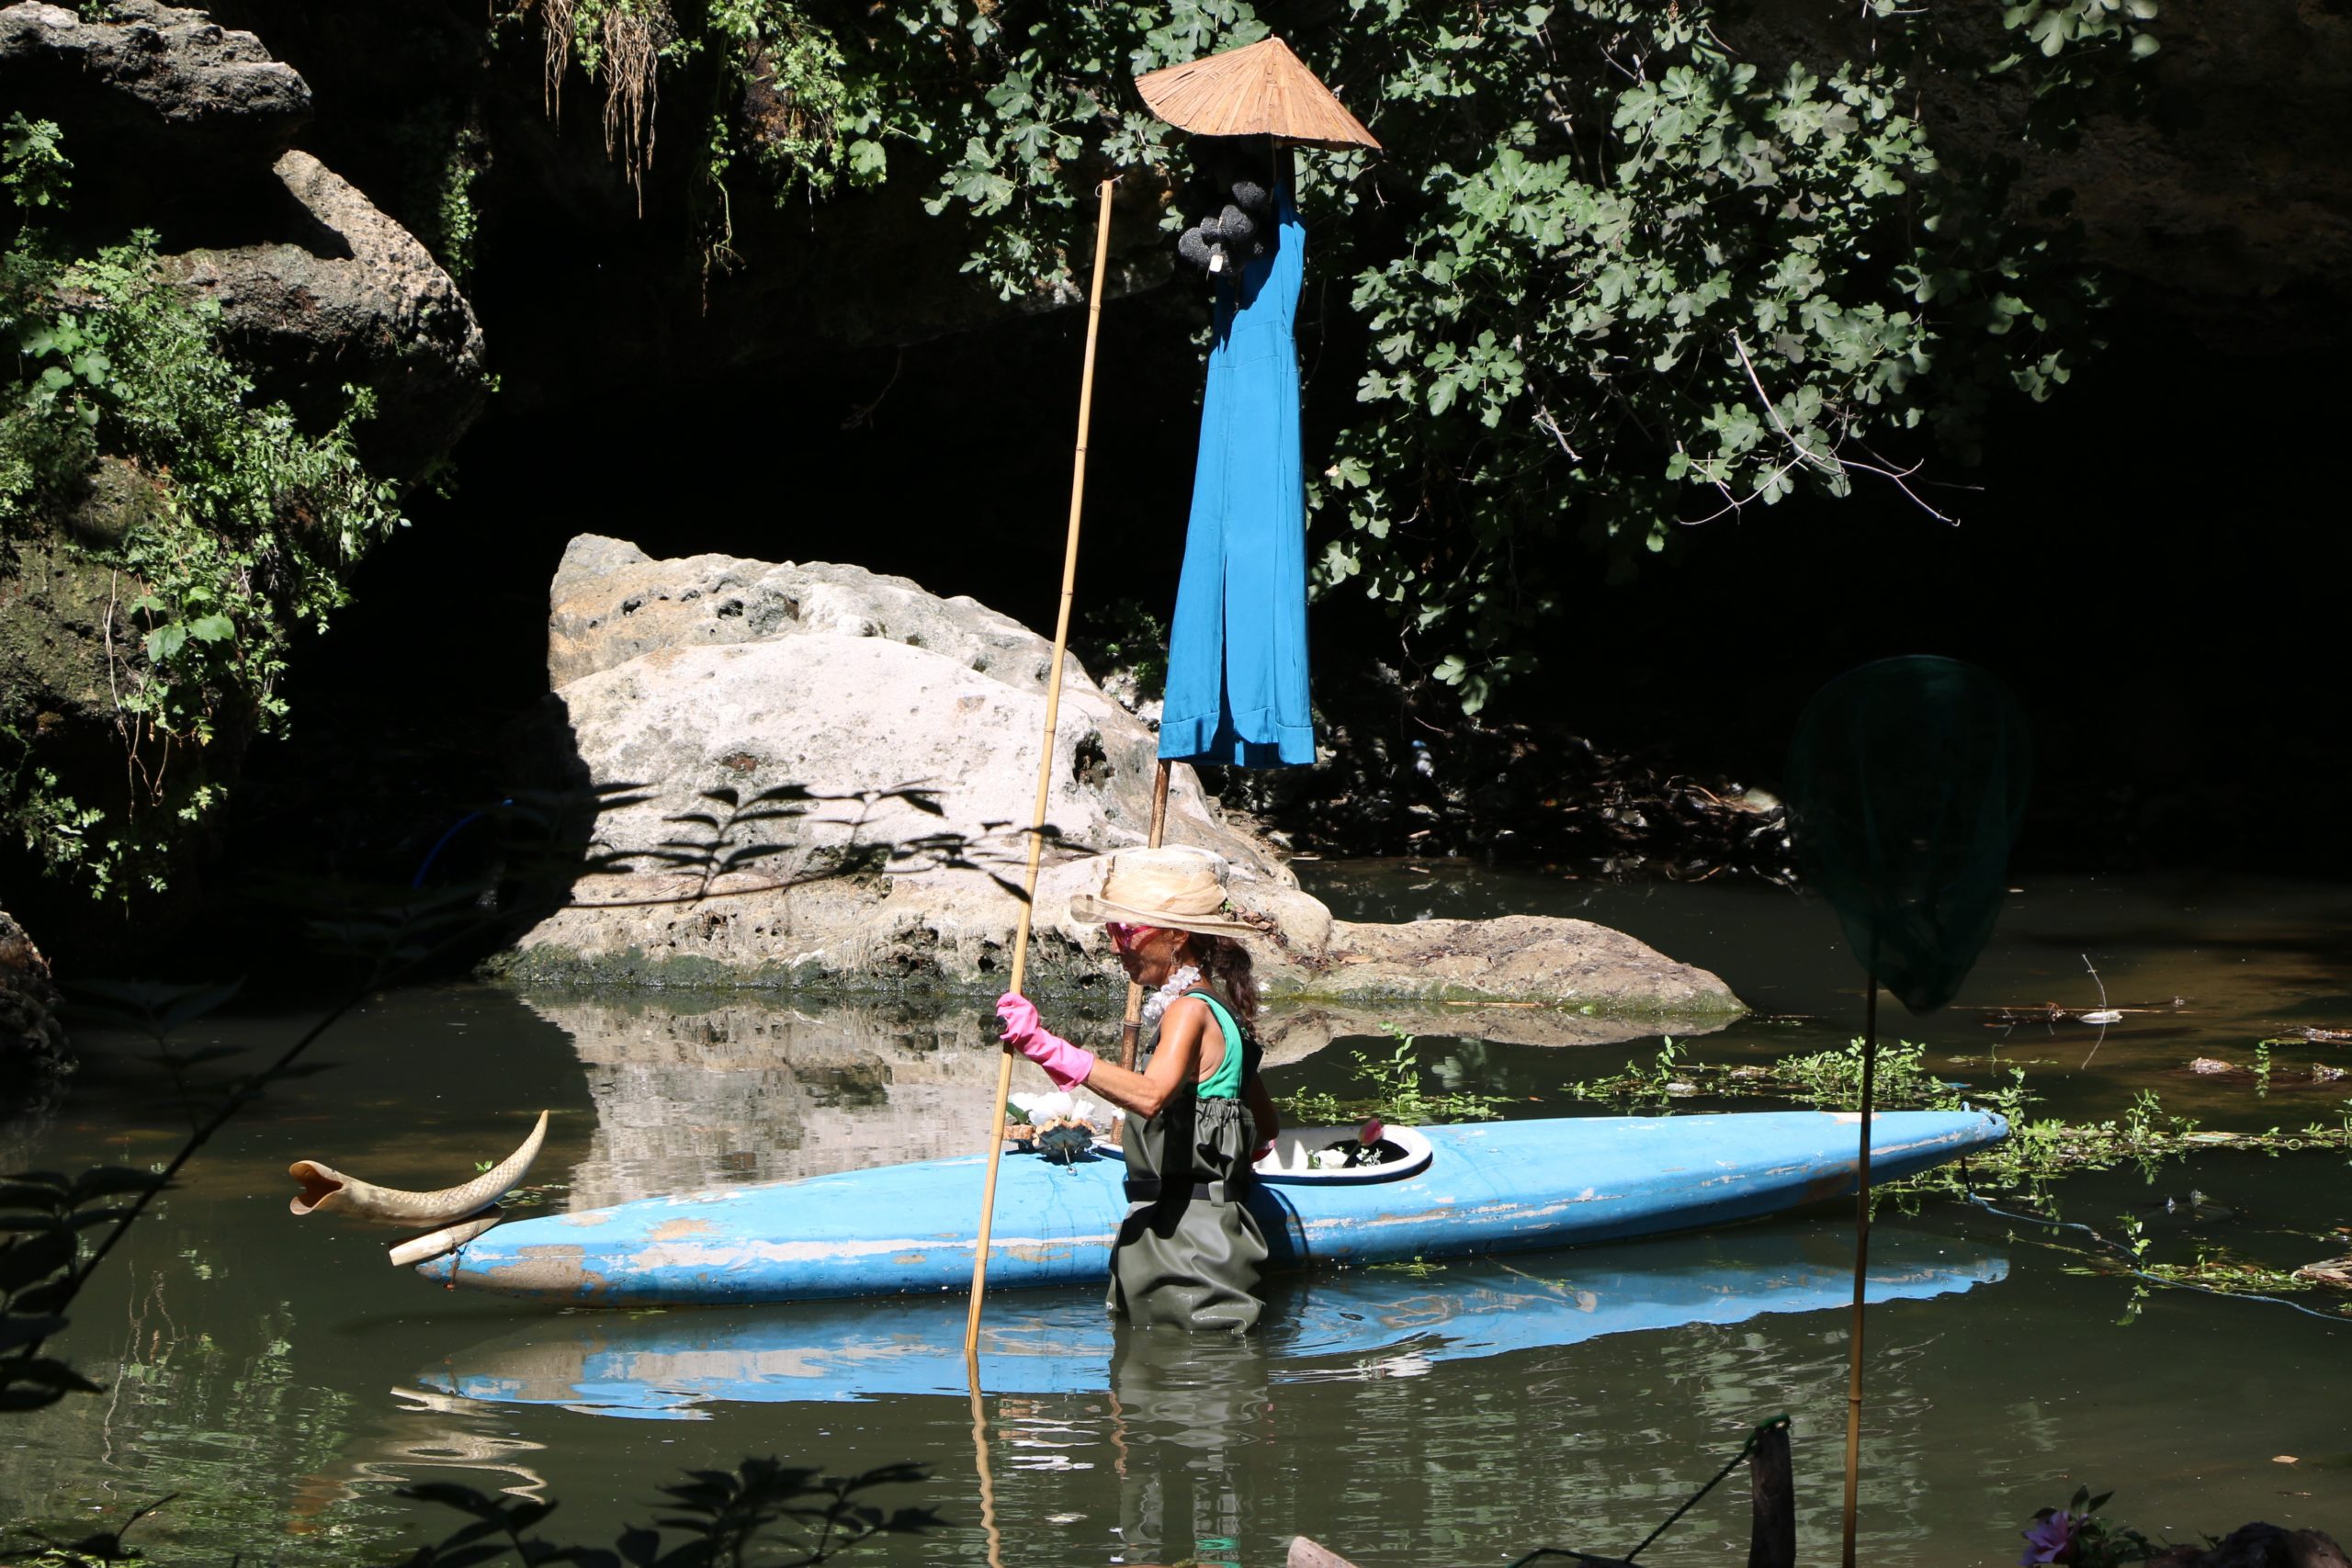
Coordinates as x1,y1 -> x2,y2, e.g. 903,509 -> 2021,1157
1563,1037 -> 2352,1325
1279,1027 -> 1507,1127
1566,1037 -> 2352,1204
2018,1486 -> 2156,1566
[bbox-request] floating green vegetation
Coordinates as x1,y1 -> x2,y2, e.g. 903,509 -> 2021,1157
1282,1026 -> 1510,1127
2119,1245 -> 2345,1304
1566,1036 -> 2352,1204
1567,1036 -> 2352,1323
2024,1213 -> 2352,1325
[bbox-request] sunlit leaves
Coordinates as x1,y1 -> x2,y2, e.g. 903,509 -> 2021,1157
510,0 -> 2133,717
1296,1 -> 2145,706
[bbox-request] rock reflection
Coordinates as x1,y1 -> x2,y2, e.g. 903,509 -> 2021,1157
529,990 -> 1729,1211
528,992 -> 1009,1206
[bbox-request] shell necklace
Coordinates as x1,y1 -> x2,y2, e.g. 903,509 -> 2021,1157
1140,964 -> 1203,1028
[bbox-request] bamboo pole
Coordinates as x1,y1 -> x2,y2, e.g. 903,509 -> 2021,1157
964,177 -> 1119,1366
1116,759 -> 1175,1070
1839,971 -> 1880,1568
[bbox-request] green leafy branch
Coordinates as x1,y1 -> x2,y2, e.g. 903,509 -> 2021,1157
491,0 -> 2158,712
4,127 -> 407,897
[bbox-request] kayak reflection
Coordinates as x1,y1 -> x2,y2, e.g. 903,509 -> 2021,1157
413,1224 -> 2003,1418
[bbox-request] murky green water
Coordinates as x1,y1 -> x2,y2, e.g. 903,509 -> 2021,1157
5,869 -> 2347,1563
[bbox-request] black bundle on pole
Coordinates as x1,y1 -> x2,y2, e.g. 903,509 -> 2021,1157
1785,655 -> 2030,1568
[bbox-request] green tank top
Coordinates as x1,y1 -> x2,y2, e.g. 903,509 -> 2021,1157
1188,990 -> 1250,1100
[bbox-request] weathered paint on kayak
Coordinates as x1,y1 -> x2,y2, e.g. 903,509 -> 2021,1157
414,1226 -> 2007,1414
416,1109 -> 2006,1306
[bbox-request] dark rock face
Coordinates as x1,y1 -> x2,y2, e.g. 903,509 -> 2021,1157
0,906 -> 72,1144
0,462 -> 189,914
0,0 -> 488,958
4,1 -> 487,469
165,150 -> 489,472
2149,1523 -> 2351,1568
208,0 -> 2352,408
1747,0 -> 2352,355
0,0 -> 310,240
205,0 -> 1176,407
0,0 -> 310,151
2022,1 -> 2352,352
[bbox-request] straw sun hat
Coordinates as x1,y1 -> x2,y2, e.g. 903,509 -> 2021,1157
1068,846 -> 1260,939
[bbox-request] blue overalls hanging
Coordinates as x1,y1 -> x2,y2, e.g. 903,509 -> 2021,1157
1158,182 -> 1316,769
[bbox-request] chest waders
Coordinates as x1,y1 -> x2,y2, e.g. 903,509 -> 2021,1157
1109,990 -> 1269,1332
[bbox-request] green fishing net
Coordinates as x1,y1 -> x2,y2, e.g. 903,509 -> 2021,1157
1786,656 -> 2032,1015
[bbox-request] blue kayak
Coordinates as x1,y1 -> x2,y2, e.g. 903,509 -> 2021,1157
415,1225 -> 2007,1416
418,1110 -> 2005,1307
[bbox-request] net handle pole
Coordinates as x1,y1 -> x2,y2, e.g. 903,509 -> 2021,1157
1115,761 -> 1174,1070
965,176 -> 1117,1368
1839,964 -> 1880,1568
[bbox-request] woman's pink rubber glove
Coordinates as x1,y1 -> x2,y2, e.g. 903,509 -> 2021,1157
996,993 -> 1095,1089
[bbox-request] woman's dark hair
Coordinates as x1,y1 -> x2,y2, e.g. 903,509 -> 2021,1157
1181,932 -> 1260,1024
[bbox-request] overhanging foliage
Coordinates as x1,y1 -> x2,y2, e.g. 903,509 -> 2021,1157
523,0 -> 2154,712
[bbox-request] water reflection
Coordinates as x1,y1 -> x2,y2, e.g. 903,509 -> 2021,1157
534,993 -> 999,1206
1105,1329 -> 1269,1567
396,1227 -> 2004,1564
293,1387 -> 550,1513
413,1227 -> 2003,1415
532,988 -> 1730,1211
10,857 -> 2346,1568
6,1259 -> 416,1561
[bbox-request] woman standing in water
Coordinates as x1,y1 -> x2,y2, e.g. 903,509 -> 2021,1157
995,846 -> 1281,1332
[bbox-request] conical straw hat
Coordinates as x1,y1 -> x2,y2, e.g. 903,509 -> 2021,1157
1134,36 -> 1381,152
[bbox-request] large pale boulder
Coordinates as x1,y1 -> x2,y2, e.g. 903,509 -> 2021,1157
504,535 -> 1313,997
499,536 -> 1741,1027
1282,916 -> 1736,1013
